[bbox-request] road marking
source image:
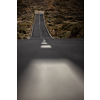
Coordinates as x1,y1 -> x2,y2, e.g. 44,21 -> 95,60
39,14 -> 40,25
31,14 -> 36,37
41,45 -> 52,48
43,15 -> 54,39
41,39 -> 52,48
41,42 -> 47,44
41,39 -> 47,44
39,14 -> 43,39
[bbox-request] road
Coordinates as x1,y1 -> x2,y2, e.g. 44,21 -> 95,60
17,14 -> 84,100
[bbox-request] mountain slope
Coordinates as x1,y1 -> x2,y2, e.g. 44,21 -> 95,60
17,0 -> 84,39
45,0 -> 84,38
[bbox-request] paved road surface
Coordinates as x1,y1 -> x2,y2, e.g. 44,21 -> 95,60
17,14 -> 84,100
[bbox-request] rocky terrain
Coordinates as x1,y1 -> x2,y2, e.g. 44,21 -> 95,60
17,0 -> 34,39
17,0 -> 84,39
17,0 -> 47,39
45,0 -> 84,38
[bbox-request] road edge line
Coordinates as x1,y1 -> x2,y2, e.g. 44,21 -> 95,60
43,14 -> 54,39
39,14 -> 43,39
31,14 -> 36,37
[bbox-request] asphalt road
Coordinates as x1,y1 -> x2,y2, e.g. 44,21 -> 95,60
17,14 -> 84,100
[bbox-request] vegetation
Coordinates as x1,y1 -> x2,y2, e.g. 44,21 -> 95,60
45,0 -> 84,38
17,0 -> 84,39
17,0 -> 34,39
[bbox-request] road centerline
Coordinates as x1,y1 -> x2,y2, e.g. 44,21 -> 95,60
41,39 -> 52,48
41,39 -> 47,44
41,45 -> 52,48
39,14 -> 43,39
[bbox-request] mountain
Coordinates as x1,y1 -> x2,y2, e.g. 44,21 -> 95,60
45,0 -> 84,38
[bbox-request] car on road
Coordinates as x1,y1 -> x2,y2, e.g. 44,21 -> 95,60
40,13 -> 43,15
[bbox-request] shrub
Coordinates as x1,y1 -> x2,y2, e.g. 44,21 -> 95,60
76,16 -> 84,21
48,23 -> 53,26
45,12 -> 49,15
62,23 -> 73,30
17,33 -> 21,39
54,18 -> 64,24
62,31 -> 71,38
62,23 -> 68,30
46,20 -> 51,23
53,14 -> 66,20
22,35 -> 27,39
67,16 -> 75,20
48,8 -> 55,11
70,22 -> 83,37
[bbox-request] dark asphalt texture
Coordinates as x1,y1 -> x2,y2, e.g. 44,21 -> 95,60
31,14 -> 51,39
17,14 -> 84,100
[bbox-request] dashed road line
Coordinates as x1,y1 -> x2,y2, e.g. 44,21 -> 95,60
41,39 -> 52,48
41,39 -> 47,44
41,45 -> 52,48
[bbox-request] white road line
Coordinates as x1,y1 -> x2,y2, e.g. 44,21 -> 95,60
39,14 -> 40,25
31,14 -> 36,36
39,14 -> 43,39
41,39 -> 52,48
43,15 -> 54,39
41,45 -> 52,48
41,42 -> 47,44
41,39 -> 47,44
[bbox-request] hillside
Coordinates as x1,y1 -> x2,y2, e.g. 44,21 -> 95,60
17,0 -> 47,39
17,0 -> 84,39
45,0 -> 84,38
17,0 -> 34,39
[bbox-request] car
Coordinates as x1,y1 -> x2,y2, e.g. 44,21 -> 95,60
40,13 -> 43,15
